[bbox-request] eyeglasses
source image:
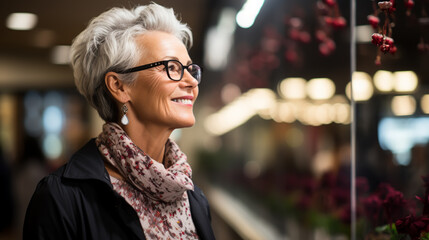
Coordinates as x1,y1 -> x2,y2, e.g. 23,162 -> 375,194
115,60 -> 202,84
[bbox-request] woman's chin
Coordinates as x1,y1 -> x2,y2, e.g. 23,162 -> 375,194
174,117 -> 195,128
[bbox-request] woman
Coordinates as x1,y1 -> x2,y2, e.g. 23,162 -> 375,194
23,3 -> 215,240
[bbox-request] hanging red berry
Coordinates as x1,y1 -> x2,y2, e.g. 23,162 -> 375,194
324,16 -> 334,25
315,30 -> 327,42
299,31 -> 311,43
389,45 -> 397,54
323,0 -> 336,7
368,0 -> 399,64
332,17 -> 347,29
289,28 -> 301,41
314,0 -> 347,57
371,33 -> 384,46
375,55 -> 382,65
404,0 -> 414,16
380,43 -> 391,53
285,49 -> 298,63
384,37 -> 394,46
378,1 -> 393,10
367,15 -> 380,29
404,0 -> 414,9
319,43 -> 332,56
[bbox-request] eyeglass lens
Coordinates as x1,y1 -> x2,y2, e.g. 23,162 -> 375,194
167,60 -> 201,83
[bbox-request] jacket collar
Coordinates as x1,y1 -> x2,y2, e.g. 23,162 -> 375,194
60,138 -> 215,240
62,138 -> 111,185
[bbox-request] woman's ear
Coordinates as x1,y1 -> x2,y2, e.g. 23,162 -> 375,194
104,72 -> 130,103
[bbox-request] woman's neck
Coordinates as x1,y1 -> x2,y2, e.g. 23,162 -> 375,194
122,123 -> 172,164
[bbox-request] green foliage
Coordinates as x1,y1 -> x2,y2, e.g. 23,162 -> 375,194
375,224 -> 406,240
421,232 -> 429,240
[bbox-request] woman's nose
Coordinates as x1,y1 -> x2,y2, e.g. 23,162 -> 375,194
180,70 -> 199,88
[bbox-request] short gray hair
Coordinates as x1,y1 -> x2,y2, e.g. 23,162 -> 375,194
70,3 -> 193,122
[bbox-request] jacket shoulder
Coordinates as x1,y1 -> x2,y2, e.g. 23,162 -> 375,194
23,173 -> 79,239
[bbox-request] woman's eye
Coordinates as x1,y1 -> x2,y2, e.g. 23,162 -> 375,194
168,64 -> 180,72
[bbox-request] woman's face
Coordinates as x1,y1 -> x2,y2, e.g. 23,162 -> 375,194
125,31 -> 199,130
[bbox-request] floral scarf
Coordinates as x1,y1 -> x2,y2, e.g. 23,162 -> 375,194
96,123 -> 198,239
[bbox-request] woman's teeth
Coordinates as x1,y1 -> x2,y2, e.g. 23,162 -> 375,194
172,99 -> 192,104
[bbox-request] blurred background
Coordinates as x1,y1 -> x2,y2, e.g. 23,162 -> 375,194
1,0 -> 429,239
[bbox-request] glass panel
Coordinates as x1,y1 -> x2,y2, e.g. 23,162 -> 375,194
354,0 -> 429,239
196,0 -> 354,238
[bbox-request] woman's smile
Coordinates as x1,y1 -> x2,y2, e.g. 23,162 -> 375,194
171,95 -> 194,106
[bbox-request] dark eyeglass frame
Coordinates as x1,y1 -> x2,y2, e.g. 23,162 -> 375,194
115,60 -> 202,84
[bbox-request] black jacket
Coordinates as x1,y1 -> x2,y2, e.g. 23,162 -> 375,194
23,139 -> 215,240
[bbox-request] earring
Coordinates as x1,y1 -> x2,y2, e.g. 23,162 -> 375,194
120,104 -> 129,125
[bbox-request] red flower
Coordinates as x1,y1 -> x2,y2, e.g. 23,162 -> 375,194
339,204 -> 352,223
356,177 -> 369,195
362,194 -> 383,224
370,183 -> 411,222
396,215 -> 429,240
383,189 -> 408,221
320,171 -> 337,189
377,183 -> 395,198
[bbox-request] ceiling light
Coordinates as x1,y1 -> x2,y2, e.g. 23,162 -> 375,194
204,88 -> 275,135
278,77 -> 307,100
391,95 -> 416,116
373,70 -> 394,92
204,8 -> 236,70
393,71 -> 418,92
307,78 -> 336,100
6,12 -> 38,30
236,0 -> 265,28
345,72 -> 374,101
51,45 -> 71,64
421,94 -> 429,114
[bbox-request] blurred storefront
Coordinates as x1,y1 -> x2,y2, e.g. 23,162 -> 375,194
1,0 -> 429,239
